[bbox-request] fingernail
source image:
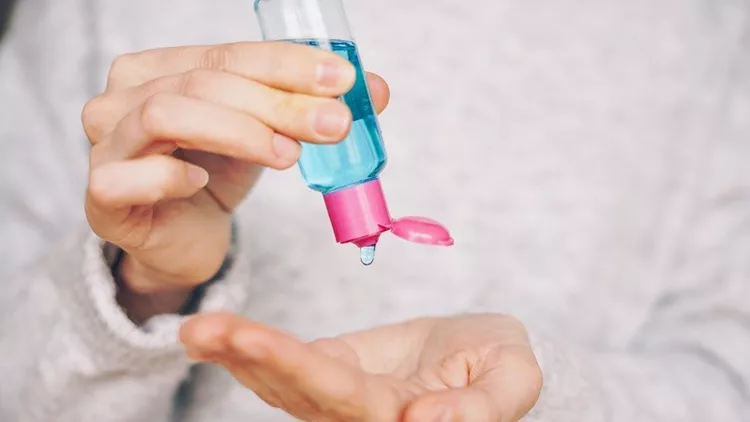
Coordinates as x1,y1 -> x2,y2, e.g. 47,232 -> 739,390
186,165 -> 209,188
317,60 -> 354,88
272,134 -> 300,160
312,104 -> 349,139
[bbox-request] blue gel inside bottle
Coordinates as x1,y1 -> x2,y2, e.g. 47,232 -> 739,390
289,39 -> 387,194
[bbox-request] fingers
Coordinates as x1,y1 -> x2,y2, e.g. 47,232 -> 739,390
90,93 -> 302,170
85,69 -> 354,146
404,346 -> 543,422
85,155 -> 209,243
84,70 -> 390,147
180,313 -> 363,398
173,70 -> 353,142
106,41 -> 356,95
84,41 -> 393,165
308,337 -> 362,368
88,154 -> 208,209
368,72 -> 391,114
180,313 -> 395,421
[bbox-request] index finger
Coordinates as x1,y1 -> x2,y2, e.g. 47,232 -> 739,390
106,41 -> 356,97
180,313 -> 401,421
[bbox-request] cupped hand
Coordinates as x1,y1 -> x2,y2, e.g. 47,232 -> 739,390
82,42 -> 391,295
180,313 -> 542,422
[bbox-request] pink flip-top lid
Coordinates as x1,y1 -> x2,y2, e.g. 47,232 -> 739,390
322,179 -> 454,248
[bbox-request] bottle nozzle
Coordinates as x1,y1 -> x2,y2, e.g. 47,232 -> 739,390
323,179 -> 454,265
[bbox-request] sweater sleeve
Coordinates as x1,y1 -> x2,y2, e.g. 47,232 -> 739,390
527,297 -> 749,422
526,157 -> 750,422
0,5 -> 254,419
0,226 -> 251,422
527,320 -> 748,422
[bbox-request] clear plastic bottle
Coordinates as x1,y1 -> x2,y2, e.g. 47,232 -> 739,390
254,0 -> 453,265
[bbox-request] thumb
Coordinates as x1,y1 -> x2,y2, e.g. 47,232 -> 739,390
404,346 -> 542,422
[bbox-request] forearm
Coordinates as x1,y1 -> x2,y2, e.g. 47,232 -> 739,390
0,226 -> 250,422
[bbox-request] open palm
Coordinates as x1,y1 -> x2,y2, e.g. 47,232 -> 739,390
180,313 -> 542,422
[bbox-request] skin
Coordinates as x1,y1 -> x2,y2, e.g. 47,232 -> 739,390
82,41 -> 543,421
83,41 -> 387,321
180,312 -> 542,422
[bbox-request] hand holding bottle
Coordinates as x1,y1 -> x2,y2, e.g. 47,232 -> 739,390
82,42 -> 391,300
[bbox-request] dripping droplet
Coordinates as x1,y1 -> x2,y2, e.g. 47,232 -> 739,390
359,245 -> 376,266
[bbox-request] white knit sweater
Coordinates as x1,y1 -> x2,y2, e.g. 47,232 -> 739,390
0,0 -> 748,421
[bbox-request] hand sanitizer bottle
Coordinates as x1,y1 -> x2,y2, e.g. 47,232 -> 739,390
254,0 -> 454,265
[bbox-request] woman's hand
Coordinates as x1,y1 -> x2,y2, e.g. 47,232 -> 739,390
82,42 -> 391,300
180,313 -> 543,422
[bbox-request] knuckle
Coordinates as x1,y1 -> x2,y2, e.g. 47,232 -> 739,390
179,69 -> 213,97
139,93 -> 172,137
81,96 -> 108,143
88,144 -> 105,169
144,74 -> 182,96
258,42 -> 285,73
86,167 -> 114,207
197,44 -> 237,71
107,52 -> 141,89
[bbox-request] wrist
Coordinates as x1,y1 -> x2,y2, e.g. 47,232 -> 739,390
118,253 -> 196,295
104,220 -> 239,325
112,251 -> 195,325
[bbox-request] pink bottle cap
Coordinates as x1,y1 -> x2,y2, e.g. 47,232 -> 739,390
323,179 -> 454,248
